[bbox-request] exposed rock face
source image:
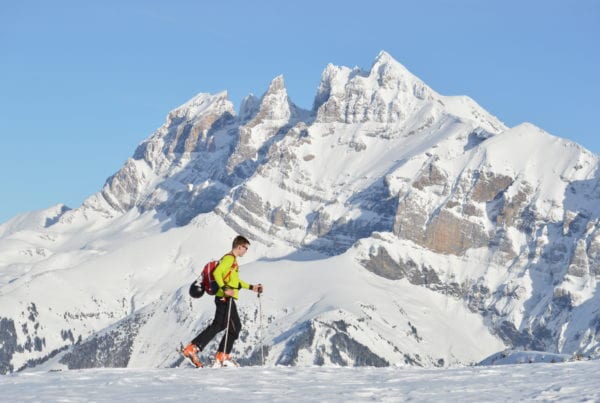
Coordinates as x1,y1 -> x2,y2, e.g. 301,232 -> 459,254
395,205 -> 492,256
361,246 -> 442,287
470,172 -> 514,203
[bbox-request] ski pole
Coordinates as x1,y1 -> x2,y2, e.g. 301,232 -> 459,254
223,296 -> 233,357
258,292 -> 264,366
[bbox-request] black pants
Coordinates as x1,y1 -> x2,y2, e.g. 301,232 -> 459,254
192,297 -> 241,354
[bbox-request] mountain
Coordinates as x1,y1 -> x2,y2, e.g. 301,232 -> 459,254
1,51 -> 599,374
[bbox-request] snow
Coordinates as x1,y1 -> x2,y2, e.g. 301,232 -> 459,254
2,361 -> 599,402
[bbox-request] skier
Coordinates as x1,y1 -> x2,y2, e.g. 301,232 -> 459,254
182,235 -> 263,367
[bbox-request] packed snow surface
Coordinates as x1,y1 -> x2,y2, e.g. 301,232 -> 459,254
2,361 -> 598,402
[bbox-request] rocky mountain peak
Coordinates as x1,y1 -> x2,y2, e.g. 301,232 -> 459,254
369,50 -> 422,90
312,63 -> 359,112
313,52 -> 437,124
225,75 -> 301,177
252,75 -> 294,123
266,74 -> 286,93
167,91 -> 234,122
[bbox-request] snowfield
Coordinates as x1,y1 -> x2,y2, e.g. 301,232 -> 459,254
2,361 -> 598,402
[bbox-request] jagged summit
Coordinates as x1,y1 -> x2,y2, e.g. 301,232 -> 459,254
369,50 -> 426,89
312,51 -> 438,123
168,91 -> 234,121
373,49 -> 395,64
251,74 -> 295,122
240,75 -> 309,124
266,74 -> 286,92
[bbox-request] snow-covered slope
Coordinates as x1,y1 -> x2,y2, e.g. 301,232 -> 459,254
2,361 -> 599,402
1,51 -> 599,374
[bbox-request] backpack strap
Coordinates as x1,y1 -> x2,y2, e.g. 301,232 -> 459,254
220,253 -> 237,283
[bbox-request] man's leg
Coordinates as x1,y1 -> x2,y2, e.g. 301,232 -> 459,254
192,297 -> 228,349
217,298 -> 241,354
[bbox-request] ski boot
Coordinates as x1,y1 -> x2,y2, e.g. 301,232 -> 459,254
214,351 -> 240,368
181,343 -> 203,368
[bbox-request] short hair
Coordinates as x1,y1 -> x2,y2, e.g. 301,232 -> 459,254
232,235 -> 250,249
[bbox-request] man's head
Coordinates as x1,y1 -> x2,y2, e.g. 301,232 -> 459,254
232,235 -> 250,257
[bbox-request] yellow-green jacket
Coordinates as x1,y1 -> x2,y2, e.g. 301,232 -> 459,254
214,254 -> 250,299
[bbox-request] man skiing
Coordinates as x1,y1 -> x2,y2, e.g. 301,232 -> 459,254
182,235 -> 263,367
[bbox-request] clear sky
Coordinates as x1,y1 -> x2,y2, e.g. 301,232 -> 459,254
1,0 -> 599,224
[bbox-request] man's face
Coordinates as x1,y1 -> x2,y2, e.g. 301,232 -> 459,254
237,243 -> 249,257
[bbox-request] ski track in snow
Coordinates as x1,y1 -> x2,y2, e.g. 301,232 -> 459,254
1,361 -> 598,402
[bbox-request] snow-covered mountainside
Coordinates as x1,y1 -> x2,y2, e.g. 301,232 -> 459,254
1,51 -> 599,374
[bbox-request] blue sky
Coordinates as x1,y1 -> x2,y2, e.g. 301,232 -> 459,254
1,0 -> 599,224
